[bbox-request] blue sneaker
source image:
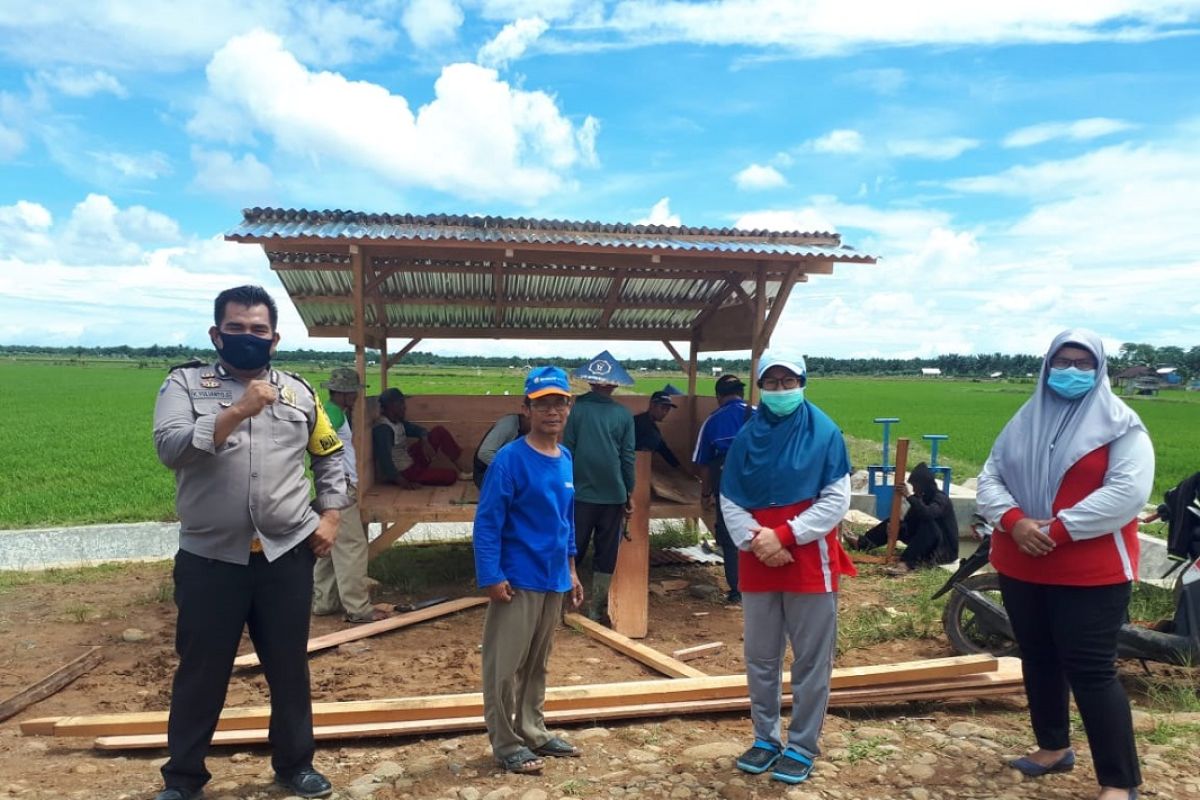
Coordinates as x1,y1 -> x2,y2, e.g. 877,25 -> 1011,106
735,739 -> 781,774
770,748 -> 814,784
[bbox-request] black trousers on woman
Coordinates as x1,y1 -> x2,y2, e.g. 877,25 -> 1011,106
998,574 -> 1141,789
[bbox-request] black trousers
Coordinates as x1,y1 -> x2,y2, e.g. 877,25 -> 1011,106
859,520 -> 939,568
162,546 -> 317,792
709,460 -> 738,595
574,501 -> 624,575
999,574 -> 1141,789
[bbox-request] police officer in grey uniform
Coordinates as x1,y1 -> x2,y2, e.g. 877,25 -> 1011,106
151,285 -> 349,800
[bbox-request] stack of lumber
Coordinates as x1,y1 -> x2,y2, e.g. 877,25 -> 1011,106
20,655 -> 1023,751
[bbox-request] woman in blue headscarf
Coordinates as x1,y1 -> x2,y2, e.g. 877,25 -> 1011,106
977,329 -> 1152,800
719,355 -> 854,786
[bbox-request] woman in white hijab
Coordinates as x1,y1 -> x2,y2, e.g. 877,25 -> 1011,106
977,329 -> 1153,800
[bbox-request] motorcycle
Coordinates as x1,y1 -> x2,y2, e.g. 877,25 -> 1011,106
935,516 -> 1200,666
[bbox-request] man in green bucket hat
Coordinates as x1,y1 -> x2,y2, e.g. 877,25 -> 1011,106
312,367 -> 388,623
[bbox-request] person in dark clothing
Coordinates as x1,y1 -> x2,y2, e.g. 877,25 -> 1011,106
472,412 -> 531,490
853,462 -> 959,570
693,374 -> 752,603
633,391 -> 686,470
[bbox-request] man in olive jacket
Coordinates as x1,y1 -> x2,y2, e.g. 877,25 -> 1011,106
562,350 -> 635,621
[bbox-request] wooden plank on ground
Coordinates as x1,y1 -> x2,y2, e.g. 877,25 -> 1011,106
19,717 -> 64,736
610,451 -> 652,638
0,647 -> 104,723
672,642 -> 724,662
53,655 -> 997,738
233,596 -> 486,668
95,659 -> 1022,750
564,613 -> 706,678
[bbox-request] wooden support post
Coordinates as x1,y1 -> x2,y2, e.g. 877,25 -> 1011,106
379,337 -> 388,391
350,245 -> 369,498
609,451 -> 652,638
0,647 -> 104,722
367,514 -> 419,559
885,438 -> 911,561
748,263 -> 767,406
563,614 -> 706,678
755,265 -> 801,353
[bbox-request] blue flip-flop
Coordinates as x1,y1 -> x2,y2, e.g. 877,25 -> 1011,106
1008,749 -> 1075,777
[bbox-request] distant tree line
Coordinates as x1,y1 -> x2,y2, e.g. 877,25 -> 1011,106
3,341 -> 1197,378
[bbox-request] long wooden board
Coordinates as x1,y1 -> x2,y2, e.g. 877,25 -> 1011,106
233,596 -> 487,668
52,655 -> 997,738
0,647 -> 104,723
18,717 -> 62,736
564,613 -> 706,678
609,452 -> 652,638
94,659 -> 1021,750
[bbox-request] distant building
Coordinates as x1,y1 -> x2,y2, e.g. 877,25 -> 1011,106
989,371 -> 1003,379
920,367 -> 942,377
712,366 -> 723,377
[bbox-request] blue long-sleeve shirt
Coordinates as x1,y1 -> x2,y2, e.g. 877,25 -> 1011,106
473,438 -> 576,592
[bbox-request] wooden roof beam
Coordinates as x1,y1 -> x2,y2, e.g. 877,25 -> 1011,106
386,338 -> 423,369
598,269 -> 627,326
689,282 -> 739,332
308,325 -> 697,342
755,265 -> 802,353
492,261 -> 507,326
662,341 -> 688,373
273,258 -> 796,283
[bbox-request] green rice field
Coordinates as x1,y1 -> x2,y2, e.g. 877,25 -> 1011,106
2,359 -> 1197,529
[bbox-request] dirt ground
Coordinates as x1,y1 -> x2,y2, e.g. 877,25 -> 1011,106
1,560 -> 1198,800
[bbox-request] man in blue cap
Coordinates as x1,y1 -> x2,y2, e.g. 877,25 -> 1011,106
563,351 -> 636,621
693,373 -> 752,604
474,366 -> 585,774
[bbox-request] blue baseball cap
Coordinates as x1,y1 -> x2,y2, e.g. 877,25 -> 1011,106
524,366 -> 572,399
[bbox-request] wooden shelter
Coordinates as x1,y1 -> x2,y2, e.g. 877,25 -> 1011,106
227,209 -> 875,630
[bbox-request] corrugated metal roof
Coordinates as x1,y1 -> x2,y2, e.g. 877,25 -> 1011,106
234,208 -> 875,344
230,208 -> 875,261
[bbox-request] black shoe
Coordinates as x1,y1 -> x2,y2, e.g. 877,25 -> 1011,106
274,769 -> 333,798
725,591 -> 742,605
153,789 -> 202,800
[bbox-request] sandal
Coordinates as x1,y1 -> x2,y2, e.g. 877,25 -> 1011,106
735,739 -> 781,774
770,748 -> 814,785
498,746 -> 544,774
1008,749 -> 1075,777
533,736 -> 581,758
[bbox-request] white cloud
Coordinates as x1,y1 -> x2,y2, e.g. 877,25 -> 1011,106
88,150 -> 171,180
0,121 -> 24,160
806,129 -> 863,154
1003,117 -> 1137,148
188,31 -> 597,204
34,68 -> 128,98
886,136 -> 979,160
733,163 -> 787,190
601,1 -> 1200,54
0,0 -> 397,70
637,197 -> 681,226
576,114 -> 600,167
403,0 -> 465,48
477,17 -> 550,68
191,148 -> 274,195
841,67 -> 908,95
475,0 -> 597,21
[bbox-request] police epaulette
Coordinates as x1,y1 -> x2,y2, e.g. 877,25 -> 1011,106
283,370 -> 318,399
168,358 -> 206,372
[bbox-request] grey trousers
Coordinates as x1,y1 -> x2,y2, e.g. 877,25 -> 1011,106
311,499 -> 373,620
481,589 -> 565,758
742,591 -> 839,758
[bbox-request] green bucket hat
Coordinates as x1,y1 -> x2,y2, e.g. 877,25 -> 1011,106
321,367 -> 367,393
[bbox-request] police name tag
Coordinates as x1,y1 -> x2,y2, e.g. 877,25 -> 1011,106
192,389 -> 234,401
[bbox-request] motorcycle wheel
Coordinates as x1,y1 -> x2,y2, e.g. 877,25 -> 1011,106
942,573 -> 1020,657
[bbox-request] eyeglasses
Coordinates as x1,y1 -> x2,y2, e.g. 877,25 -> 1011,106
1049,357 -> 1097,370
760,376 -> 802,391
529,397 -> 571,411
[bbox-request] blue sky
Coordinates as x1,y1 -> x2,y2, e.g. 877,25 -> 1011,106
1,1 -> 1198,360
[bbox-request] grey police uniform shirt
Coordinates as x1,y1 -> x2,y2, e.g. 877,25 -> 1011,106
153,361 -> 351,564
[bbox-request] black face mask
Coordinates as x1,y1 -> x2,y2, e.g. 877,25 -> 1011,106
215,332 -> 273,371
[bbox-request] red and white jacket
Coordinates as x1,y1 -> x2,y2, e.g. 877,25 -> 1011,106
721,475 -> 857,593
978,429 -> 1154,586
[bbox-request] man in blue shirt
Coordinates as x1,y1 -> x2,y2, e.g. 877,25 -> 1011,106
692,374 -> 753,603
474,366 -> 585,774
